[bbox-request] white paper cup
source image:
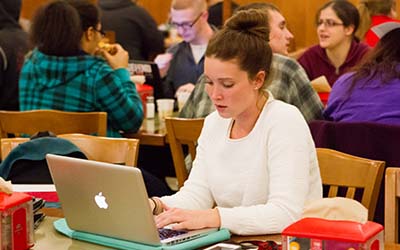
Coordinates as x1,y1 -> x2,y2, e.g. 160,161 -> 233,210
131,75 -> 146,84
156,99 -> 175,121
177,91 -> 191,112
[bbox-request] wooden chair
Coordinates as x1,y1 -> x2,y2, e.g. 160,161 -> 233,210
1,134 -> 139,166
317,148 -> 385,220
165,117 -> 205,188
0,110 -> 107,138
385,167 -> 400,243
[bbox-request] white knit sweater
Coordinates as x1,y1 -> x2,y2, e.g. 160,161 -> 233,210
161,95 -> 322,235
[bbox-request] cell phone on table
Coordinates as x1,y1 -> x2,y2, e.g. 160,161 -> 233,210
204,242 -> 242,250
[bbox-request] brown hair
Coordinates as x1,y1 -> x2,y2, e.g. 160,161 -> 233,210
206,9 -> 272,84
349,28 -> 400,91
356,0 -> 395,39
30,1 -> 82,56
236,2 -> 281,16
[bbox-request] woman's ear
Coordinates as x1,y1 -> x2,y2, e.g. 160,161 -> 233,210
83,27 -> 95,41
253,71 -> 266,90
344,24 -> 355,36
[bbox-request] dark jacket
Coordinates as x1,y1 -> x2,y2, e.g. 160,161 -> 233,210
98,0 -> 164,61
0,0 -> 29,110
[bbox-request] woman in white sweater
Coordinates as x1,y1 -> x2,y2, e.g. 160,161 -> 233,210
150,9 -> 322,235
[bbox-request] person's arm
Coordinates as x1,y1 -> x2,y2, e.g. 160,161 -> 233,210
95,45 -> 144,133
323,73 -> 352,121
287,59 -> 324,122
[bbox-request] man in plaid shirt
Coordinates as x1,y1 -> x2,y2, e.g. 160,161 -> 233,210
180,3 -> 323,122
19,0 -> 143,137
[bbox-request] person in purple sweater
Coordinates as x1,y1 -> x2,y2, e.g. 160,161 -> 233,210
298,0 -> 369,86
324,23 -> 400,124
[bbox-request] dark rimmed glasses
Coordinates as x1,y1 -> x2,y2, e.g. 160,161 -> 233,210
169,12 -> 203,30
316,19 -> 344,28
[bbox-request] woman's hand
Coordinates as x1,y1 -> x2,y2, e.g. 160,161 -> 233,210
155,206 -> 221,230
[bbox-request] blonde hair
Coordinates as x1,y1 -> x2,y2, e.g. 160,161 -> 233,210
171,0 -> 207,12
356,0 -> 395,39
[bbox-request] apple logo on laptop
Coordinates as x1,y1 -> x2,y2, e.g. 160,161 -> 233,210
94,192 -> 109,209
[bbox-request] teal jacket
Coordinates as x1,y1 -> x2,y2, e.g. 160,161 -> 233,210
0,137 -> 86,179
19,49 -> 143,137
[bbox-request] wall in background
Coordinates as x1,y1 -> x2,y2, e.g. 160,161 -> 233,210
21,0 -> 400,51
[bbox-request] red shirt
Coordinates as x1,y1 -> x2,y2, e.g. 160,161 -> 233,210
364,15 -> 400,47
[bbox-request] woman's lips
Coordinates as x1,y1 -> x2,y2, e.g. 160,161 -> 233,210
215,104 -> 227,111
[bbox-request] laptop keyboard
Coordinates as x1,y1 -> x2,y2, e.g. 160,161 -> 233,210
158,228 -> 188,240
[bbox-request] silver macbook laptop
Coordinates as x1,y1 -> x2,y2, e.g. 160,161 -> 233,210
46,154 -> 217,246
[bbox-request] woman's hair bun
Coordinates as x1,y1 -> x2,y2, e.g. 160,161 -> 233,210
225,9 -> 270,41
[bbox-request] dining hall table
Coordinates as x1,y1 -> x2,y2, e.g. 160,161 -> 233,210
34,208 -> 400,250
123,113 -> 174,146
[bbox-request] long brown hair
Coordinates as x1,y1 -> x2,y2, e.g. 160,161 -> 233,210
346,28 -> 400,95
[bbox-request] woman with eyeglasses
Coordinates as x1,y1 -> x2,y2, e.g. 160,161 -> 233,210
298,0 -> 369,86
19,0 -> 143,137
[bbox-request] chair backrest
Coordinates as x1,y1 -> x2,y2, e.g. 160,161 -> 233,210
1,134 -> 139,166
385,167 -> 400,243
165,117 -> 205,188
0,110 -> 107,138
317,148 -> 385,220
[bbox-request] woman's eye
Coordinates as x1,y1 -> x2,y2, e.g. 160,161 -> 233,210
223,83 -> 234,88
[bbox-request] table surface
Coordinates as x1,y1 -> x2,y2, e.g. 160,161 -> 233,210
123,114 -> 168,146
34,215 -> 400,250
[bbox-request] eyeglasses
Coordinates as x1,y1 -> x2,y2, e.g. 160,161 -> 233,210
316,19 -> 344,28
170,12 -> 203,30
93,27 -> 106,37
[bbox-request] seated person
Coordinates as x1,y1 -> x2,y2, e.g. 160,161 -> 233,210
98,0 -> 164,60
298,0 -> 369,86
356,0 -> 399,47
180,3 -> 323,122
19,0 -> 143,137
0,0 -> 29,111
149,9 -> 322,235
324,24 -> 400,124
155,0 -> 215,99
207,0 -> 239,28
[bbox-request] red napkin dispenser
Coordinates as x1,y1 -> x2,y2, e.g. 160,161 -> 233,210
282,217 -> 383,250
0,192 -> 34,250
